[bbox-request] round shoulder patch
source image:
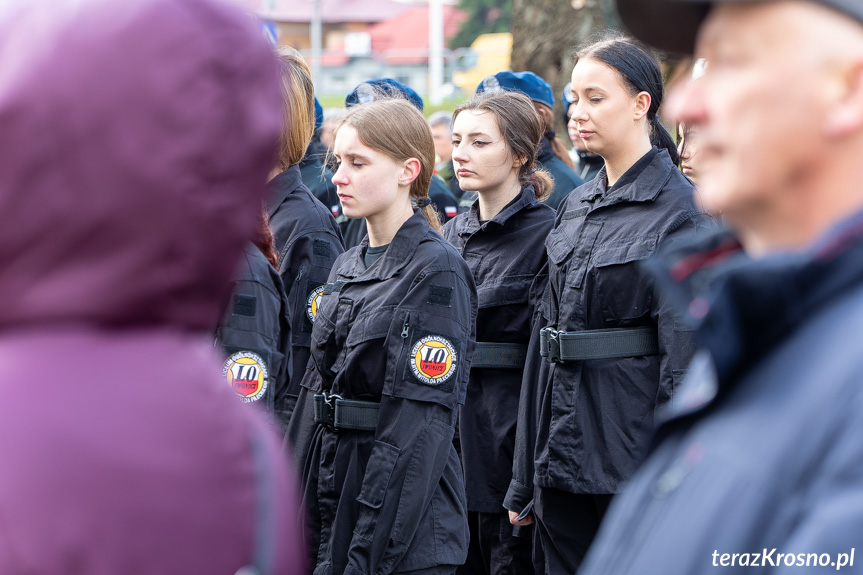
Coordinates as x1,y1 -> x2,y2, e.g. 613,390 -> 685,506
223,351 -> 269,403
409,336 -> 458,385
306,285 -> 325,323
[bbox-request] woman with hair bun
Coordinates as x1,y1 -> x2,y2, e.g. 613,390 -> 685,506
443,90 -> 556,575
505,32 -> 715,574
285,97 -> 477,575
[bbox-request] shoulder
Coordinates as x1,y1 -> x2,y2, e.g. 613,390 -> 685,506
415,230 -> 472,280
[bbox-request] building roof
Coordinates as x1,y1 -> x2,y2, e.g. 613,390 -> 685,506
369,5 -> 467,64
261,0 -> 411,24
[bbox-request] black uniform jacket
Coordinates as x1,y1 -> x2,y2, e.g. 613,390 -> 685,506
286,210 -> 478,575
442,186 -> 555,513
505,148 -> 715,511
216,244 -> 291,422
300,140 -> 340,217
537,137 -> 584,210
268,165 -> 345,418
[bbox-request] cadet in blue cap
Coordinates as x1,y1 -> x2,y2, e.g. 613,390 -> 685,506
476,71 -> 583,209
562,82 -> 604,182
339,79 -> 460,248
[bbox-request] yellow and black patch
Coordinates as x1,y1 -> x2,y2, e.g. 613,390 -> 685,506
407,334 -> 458,388
223,351 -> 268,403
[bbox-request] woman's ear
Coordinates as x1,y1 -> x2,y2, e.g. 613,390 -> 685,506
399,157 -> 422,185
633,91 -> 652,121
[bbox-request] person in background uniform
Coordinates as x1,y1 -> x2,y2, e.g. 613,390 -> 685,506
285,98 -> 477,575
476,71 -> 584,210
301,96 -> 340,217
268,47 -> 345,420
577,1 -> 863,573
320,107 -> 344,150
562,82 -> 605,182
339,78 -> 460,249
429,111 -> 470,209
216,208 -> 291,426
0,0 -> 304,572
505,33 -> 714,574
444,91 -> 556,575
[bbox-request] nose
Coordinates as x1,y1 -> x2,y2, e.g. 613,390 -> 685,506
571,99 -> 589,124
666,75 -> 708,130
331,162 -> 348,186
451,140 -> 468,164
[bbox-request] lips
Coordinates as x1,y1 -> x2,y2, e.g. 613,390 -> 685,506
456,169 -> 474,177
579,130 -> 594,139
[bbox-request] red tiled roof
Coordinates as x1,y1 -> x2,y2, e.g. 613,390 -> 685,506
369,5 -> 467,64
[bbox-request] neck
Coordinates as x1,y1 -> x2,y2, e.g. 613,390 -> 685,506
477,178 -> 522,221
603,136 -> 652,187
366,199 -> 414,247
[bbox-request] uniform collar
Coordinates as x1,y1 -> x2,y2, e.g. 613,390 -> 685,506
577,147 -> 669,207
266,164 -> 304,218
460,185 -> 539,235
340,210 -> 429,281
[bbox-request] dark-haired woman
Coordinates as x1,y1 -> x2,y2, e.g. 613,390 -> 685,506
444,91 -> 556,575
285,98 -> 476,575
505,33 -> 715,574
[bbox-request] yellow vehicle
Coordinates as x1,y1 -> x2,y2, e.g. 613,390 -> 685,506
452,33 -> 512,95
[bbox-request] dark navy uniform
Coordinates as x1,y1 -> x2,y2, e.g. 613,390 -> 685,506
300,139 -> 340,217
268,165 -> 345,418
537,137 -> 584,210
442,186 -> 555,575
286,210 -> 477,575
215,244 -> 291,423
505,148 -> 714,573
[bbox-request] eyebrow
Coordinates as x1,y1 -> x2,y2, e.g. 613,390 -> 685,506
334,151 -> 373,162
451,131 -> 493,139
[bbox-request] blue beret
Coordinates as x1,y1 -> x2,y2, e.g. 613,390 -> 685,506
476,71 -> 554,110
561,81 -> 575,125
345,78 -> 424,112
314,96 -> 323,133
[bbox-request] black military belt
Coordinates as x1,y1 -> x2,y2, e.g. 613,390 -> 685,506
314,392 -> 379,431
539,326 -> 659,363
471,342 -> 528,370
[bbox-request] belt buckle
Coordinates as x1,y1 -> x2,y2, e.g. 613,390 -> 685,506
320,391 -> 343,431
541,327 -> 563,364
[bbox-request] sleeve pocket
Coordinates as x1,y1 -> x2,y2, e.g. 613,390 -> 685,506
357,440 -> 401,509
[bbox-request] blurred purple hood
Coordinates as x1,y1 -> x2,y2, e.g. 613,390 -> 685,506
0,0 -> 281,330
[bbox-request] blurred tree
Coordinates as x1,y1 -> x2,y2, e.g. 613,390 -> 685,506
511,0 -> 613,136
451,0 -> 512,48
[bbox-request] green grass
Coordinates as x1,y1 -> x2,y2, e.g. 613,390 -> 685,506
316,94 -> 471,118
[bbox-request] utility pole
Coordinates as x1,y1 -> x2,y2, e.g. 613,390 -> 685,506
311,0 -> 322,90
428,0 -> 443,106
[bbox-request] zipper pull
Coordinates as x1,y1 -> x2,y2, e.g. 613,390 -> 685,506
295,268 -> 304,283
401,319 -> 410,339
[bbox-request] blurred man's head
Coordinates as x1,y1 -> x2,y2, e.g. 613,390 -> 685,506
428,111 -> 454,164
617,0 -> 863,255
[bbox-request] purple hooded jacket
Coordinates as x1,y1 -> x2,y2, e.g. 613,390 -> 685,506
0,0 -> 304,573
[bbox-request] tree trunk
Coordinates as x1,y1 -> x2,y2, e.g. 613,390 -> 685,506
510,0 -> 609,134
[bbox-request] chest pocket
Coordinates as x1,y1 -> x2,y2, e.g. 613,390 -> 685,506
476,275 -> 533,310
592,235 -> 659,324
547,218 -> 603,289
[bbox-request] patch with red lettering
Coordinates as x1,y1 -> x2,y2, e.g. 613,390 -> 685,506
223,351 -> 269,403
409,335 -> 458,386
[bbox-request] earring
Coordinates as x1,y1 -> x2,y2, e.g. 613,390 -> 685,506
399,180 -> 408,186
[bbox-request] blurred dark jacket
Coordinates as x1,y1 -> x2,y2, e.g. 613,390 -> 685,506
581,212 -> 863,574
